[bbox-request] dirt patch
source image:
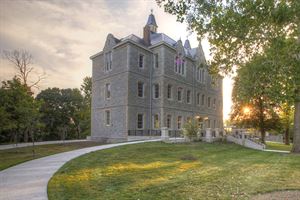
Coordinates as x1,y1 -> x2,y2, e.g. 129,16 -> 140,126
251,190 -> 300,200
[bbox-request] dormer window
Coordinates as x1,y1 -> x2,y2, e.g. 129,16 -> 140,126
105,51 -> 112,72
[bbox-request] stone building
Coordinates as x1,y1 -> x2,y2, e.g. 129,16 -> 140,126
90,12 -> 223,142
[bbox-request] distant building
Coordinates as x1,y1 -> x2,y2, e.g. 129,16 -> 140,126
90,12 -> 223,142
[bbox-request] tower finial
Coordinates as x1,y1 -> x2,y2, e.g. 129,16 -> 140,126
151,8 -> 153,14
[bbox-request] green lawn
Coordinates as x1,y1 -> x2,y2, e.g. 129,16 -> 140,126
266,141 -> 292,151
0,141 -> 104,171
48,142 -> 300,200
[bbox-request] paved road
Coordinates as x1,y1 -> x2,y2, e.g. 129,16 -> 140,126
0,140 -> 88,150
0,139 -> 160,200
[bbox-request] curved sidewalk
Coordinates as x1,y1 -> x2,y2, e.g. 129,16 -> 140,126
0,139 -> 160,200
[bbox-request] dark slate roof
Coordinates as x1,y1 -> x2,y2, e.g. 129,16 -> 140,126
147,14 -> 157,27
184,39 -> 191,50
150,33 -> 176,46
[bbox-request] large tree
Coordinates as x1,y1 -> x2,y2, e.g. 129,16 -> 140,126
0,77 -> 41,143
3,50 -> 45,91
231,54 -> 280,143
158,0 -> 300,152
36,88 -> 84,140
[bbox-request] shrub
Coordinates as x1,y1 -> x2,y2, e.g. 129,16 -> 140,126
183,119 -> 199,141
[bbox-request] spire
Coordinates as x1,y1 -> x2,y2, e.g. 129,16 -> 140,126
143,10 -> 158,45
184,39 -> 191,50
146,12 -> 157,27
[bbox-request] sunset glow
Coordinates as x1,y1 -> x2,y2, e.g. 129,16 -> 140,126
0,0 -> 233,121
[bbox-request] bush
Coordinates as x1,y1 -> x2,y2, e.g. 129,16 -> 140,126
183,119 -> 199,141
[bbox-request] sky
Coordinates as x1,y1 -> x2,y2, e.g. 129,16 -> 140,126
0,0 -> 233,120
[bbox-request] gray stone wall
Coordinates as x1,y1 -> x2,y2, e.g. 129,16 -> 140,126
91,37 -> 223,141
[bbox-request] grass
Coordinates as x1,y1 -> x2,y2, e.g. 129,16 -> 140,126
266,141 -> 292,151
48,142 -> 300,200
0,141 -> 104,171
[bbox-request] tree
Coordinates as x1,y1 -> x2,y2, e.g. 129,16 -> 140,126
158,0 -> 300,152
36,88 -> 84,140
78,77 -> 92,137
231,55 -> 280,143
0,77 -> 41,143
278,103 -> 294,145
3,50 -> 45,91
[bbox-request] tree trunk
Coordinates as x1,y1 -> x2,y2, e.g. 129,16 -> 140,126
292,86 -> 300,152
258,98 -> 266,144
285,127 -> 290,145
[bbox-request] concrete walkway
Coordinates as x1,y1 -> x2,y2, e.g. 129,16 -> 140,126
0,139 -> 160,200
0,140 -> 88,150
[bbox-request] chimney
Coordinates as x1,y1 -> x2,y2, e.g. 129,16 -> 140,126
143,25 -> 151,46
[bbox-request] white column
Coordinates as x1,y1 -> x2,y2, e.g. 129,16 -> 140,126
215,128 -> 220,138
161,127 -> 169,141
205,128 -> 213,143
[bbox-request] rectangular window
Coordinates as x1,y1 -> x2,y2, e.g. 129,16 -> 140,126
167,115 -> 172,129
177,116 -> 182,129
167,84 -> 172,99
137,114 -> 143,129
153,114 -> 160,129
201,94 -> 205,105
197,93 -> 200,105
139,54 -> 144,68
213,98 -> 216,109
174,56 -> 178,73
105,110 -> 110,126
137,82 -> 144,97
207,119 -> 211,128
187,90 -> 191,104
201,69 -> 205,83
154,53 -> 159,68
153,83 -> 159,99
208,97 -> 211,108
105,52 -> 112,72
213,120 -> 216,128
177,87 -> 183,102
105,83 -> 111,99
181,60 -> 185,75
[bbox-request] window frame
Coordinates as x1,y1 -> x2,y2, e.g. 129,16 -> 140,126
166,114 -> 172,129
105,110 -> 111,126
105,83 -> 111,100
177,116 -> 182,130
137,113 -> 144,129
153,83 -> 160,99
138,53 -> 144,69
177,87 -> 183,102
137,81 -> 144,98
167,84 -> 173,100
153,114 -> 160,129
186,90 -> 191,104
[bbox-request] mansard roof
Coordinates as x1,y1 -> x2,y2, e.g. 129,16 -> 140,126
91,33 -> 206,63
